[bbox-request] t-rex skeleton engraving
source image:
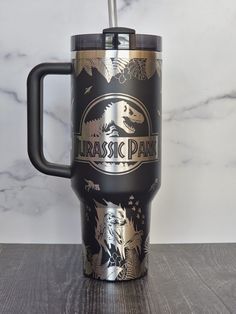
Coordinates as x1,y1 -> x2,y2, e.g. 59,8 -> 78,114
82,100 -> 145,137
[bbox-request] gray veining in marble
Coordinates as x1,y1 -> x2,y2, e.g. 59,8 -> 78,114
165,91 -> 236,122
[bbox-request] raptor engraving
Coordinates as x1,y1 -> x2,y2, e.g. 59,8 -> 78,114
82,100 -> 144,137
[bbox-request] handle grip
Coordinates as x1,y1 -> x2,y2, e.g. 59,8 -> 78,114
27,63 -> 73,178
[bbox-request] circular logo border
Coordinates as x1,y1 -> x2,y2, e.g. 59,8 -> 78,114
77,93 -> 156,175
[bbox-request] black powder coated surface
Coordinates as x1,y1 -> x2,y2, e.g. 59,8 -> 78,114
0,243 -> 235,313
71,50 -> 161,280
71,67 -> 161,198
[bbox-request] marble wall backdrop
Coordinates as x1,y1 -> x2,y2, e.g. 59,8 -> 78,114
0,0 -> 236,243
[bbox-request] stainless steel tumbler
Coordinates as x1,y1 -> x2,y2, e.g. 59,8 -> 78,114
27,26 -> 162,281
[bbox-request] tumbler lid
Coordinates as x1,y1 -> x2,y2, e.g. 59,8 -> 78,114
71,27 -> 162,52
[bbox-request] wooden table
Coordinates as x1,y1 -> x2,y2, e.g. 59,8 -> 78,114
0,244 -> 236,313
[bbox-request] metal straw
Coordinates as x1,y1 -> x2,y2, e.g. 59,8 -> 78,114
108,0 -> 118,27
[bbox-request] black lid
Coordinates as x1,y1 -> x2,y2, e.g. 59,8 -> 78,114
71,27 -> 162,52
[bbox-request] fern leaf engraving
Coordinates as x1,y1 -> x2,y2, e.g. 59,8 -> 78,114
129,59 -> 147,80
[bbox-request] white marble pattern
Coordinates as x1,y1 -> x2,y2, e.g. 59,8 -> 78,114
0,0 -> 236,243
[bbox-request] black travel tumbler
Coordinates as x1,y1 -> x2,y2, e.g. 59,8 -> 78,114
27,26 -> 162,281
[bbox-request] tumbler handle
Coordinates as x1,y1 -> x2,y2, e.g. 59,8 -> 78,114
27,63 -> 73,178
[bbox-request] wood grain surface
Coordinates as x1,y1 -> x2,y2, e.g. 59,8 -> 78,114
0,244 -> 236,314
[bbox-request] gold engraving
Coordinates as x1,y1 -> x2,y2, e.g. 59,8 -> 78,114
74,93 -> 159,174
72,50 -> 162,83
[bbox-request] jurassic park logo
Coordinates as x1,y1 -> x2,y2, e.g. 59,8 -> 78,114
74,94 -> 159,175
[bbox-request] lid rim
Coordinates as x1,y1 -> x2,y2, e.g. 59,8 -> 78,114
71,33 -> 162,52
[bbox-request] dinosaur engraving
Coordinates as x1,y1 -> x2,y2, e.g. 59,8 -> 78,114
83,198 -> 148,280
82,100 -> 144,137
84,179 -> 100,192
95,201 -> 127,256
